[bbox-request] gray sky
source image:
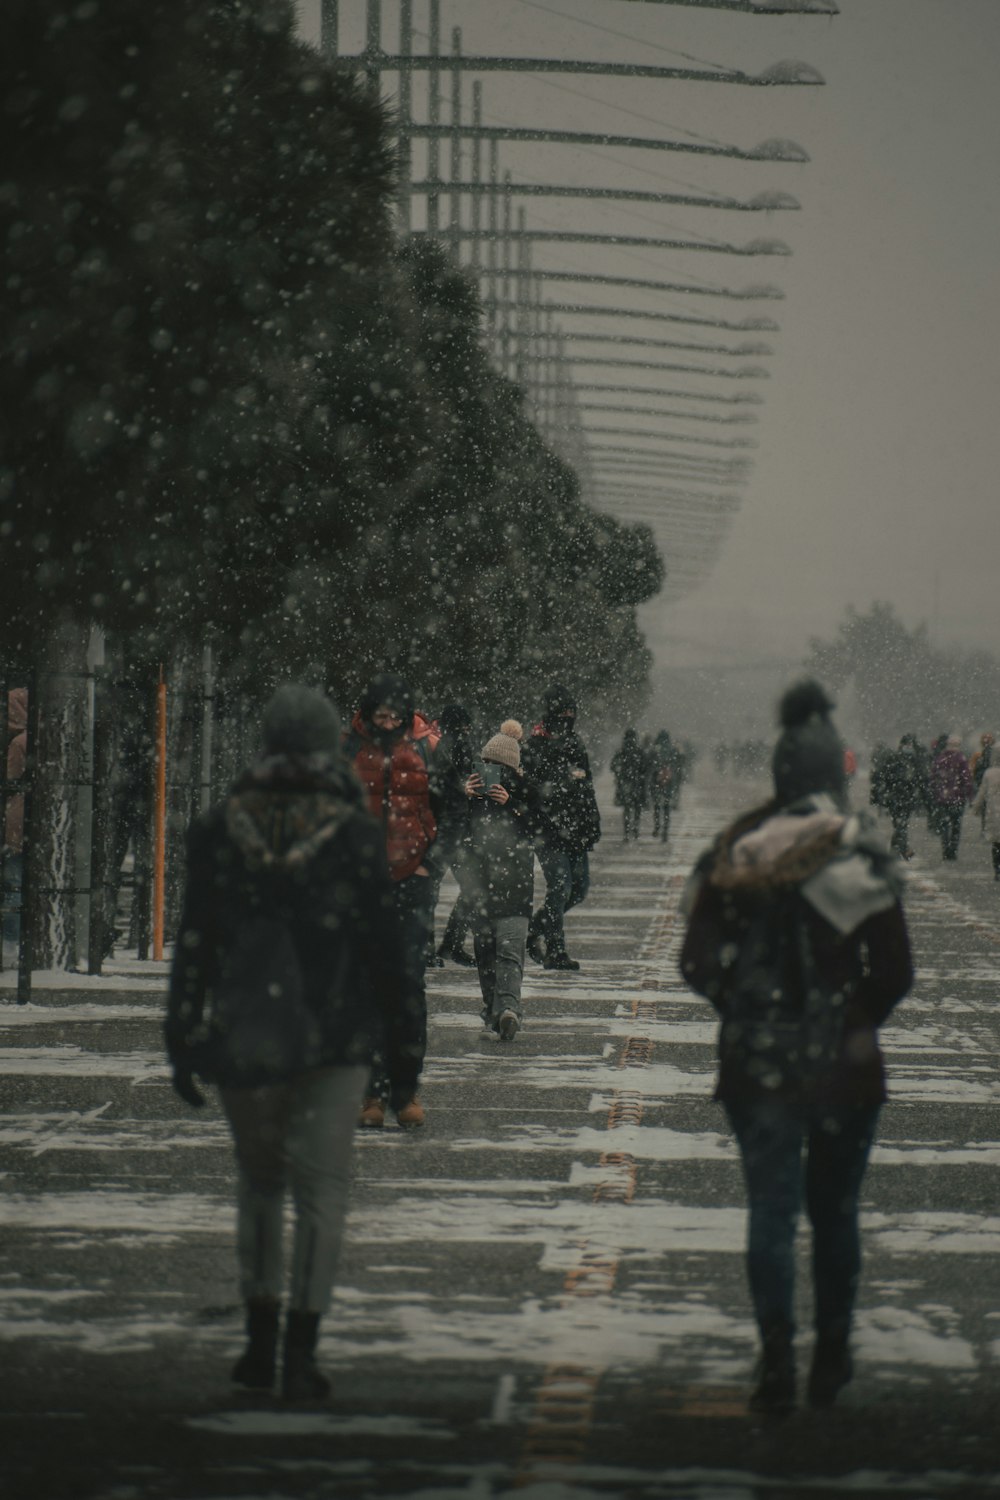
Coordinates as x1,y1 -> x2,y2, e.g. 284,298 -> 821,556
297,1 -> 1000,695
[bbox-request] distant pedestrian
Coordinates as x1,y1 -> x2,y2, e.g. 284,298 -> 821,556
970,752 -> 1000,879
345,673 -> 439,1128
463,721 -> 548,1039
610,727 -> 648,841
928,735 -> 973,861
680,679 -> 912,1413
522,682 -> 601,971
881,734 -> 926,859
166,685 -> 423,1400
647,730 -> 680,843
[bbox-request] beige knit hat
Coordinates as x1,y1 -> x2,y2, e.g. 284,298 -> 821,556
481,730 -> 521,770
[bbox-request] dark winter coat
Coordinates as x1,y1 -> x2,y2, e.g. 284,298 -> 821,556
463,765 -> 548,920
647,733 -> 681,805
346,711 -> 439,882
165,754 -> 423,1094
928,748 -> 973,809
522,726 -> 601,855
610,733 -> 648,809
680,797 -> 912,1113
881,744 -> 926,820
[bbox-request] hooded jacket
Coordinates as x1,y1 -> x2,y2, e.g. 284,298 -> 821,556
680,794 -> 912,1109
165,753 -> 424,1093
347,708 -> 439,882
971,764 -> 1000,841
928,747 -> 973,808
522,723 -> 601,854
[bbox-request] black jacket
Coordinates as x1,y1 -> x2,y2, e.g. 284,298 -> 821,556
521,727 -> 601,855
165,754 -> 424,1095
464,766 -> 548,920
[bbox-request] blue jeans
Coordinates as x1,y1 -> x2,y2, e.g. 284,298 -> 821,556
724,1096 -> 879,1337
532,848 -> 589,958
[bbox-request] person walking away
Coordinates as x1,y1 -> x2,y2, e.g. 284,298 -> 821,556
680,679 -> 912,1413
431,703 -> 477,967
522,683 -> 601,971
928,735 -> 973,861
610,728 -> 648,841
970,733 -> 994,837
970,750 -> 1000,879
463,721 -> 549,1039
346,673 -> 440,1126
881,734 -> 926,859
165,684 -> 423,1400
648,730 -> 680,843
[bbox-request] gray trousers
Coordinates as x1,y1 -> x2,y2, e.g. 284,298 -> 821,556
474,914 -> 529,1022
219,1064 -> 368,1313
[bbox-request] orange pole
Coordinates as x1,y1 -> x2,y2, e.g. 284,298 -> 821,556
152,670 -> 167,961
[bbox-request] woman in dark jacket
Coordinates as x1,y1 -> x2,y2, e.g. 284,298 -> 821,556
680,681 -> 912,1414
610,727 -> 648,841
166,685 -> 423,1401
463,721 -> 548,1040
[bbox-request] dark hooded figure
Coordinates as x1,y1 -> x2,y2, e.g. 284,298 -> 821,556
647,729 -> 681,843
679,679 -> 912,1414
166,684 -> 423,1401
345,672 -> 440,1127
610,727 -> 648,841
521,681 -> 601,970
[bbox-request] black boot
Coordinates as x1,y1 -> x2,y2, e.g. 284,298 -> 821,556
807,1329 -> 853,1408
282,1309 -> 331,1401
231,1297 -> 280,1390
749,1319 -> 796,1414
526,915 -> 546,966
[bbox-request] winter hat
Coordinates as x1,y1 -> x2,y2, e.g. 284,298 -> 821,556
359,672 -> 414,728
481,731 -> 521,770
771,679 -> 846,805
500,719 -> 524,741
438,702 -> 472,735
542,681 -> 577,716
261,683 -> 340,757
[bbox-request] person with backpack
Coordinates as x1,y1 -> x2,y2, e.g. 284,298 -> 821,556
928,735 -> 973,861
165,684 -> 423,1401
345,673 -> 440,1128
680,680 -> 912,1414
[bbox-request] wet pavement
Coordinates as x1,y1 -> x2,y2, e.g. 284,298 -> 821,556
2,771 -> 999,1498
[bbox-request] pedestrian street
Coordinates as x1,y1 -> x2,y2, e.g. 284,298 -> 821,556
1,770 -> 999,1498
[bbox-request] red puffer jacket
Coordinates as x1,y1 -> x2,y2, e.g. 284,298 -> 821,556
348,712 -> 439,882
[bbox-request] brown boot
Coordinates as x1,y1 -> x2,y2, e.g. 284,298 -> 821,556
358,1096 -> 385,1128
395,1095 -> 425,1129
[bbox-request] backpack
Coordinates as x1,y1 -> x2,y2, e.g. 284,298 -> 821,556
718,891 -> 850,1093
206,914 -> 323,1088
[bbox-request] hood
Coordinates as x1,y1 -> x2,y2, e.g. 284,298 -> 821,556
358,673 -> 415,732
351,708 -> 440,750
225,754 -> 360,871
705,793 -> 901,935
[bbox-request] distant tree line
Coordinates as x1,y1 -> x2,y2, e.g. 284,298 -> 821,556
806,603 -> 1000,745
1,0 -> 663,727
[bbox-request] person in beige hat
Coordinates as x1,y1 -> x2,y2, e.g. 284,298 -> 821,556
462,721 -> 549,1040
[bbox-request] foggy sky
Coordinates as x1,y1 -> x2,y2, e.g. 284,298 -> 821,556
296,1 -> 1000,705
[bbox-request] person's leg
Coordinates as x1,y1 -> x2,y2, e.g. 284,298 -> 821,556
364,877 -> 429,1116
537,846 -> 572,959
283,1064 -> 369,1398
492,915 -> 528,1035
804,1105 -> 879,1404
219,1082 -> 292,1387
474,922 -> 497,1026
991,841 -> 1000,878
725,1097 -> 804,1410
565,852 -> 590,915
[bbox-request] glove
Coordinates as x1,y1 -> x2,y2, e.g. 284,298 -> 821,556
172,1066 -> 206,1109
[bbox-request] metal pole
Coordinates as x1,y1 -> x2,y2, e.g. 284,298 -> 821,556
364,0 -> 381,93
427,0 -> 441,234
200,644 -> 214,815
449,28 -> 462,248
152,669 -> 166,962
320,0 -> 338,58
398,0 -> 413,233
486,136 -> 499,335
500,174 -> 513,375
16,668 -> 38,1005
470,82 -> 483,269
